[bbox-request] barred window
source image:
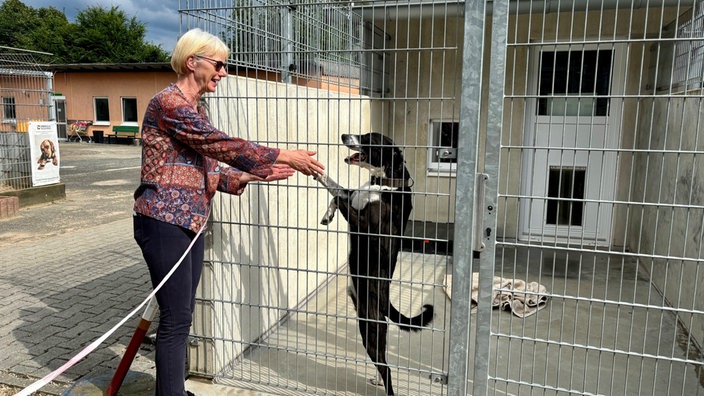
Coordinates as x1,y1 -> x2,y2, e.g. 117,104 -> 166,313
2,96 -> 16,122
672,3 -> 704,91
428,120 -> 458,175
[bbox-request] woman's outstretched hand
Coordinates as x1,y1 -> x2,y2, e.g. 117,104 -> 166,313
276,149 -> 325,177
242,164 -> 295,183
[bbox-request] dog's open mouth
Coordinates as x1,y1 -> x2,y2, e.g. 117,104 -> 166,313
344,152 -> 366,165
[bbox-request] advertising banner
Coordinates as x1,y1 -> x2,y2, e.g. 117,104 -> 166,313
28,121 -> 61,186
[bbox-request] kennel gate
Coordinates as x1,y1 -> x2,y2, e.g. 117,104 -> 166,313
184,1 -> 704,395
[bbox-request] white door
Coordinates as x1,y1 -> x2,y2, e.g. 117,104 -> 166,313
519,45 -> 624,246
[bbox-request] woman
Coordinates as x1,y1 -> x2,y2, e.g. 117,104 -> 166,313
133,28 -> 324,395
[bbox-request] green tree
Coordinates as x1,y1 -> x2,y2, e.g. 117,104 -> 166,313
19,7 -> 73,63
0,0 -> 34,49
72,5 -> 169,63
0,0 -> 169,63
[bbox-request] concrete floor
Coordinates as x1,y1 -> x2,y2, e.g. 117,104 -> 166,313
199,248 -> 703,396
487,246 -> 703,395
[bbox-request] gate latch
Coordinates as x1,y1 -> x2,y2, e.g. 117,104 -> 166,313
473,173 -> 489,253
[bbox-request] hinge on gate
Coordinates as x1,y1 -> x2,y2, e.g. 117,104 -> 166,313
428,372 -> 448,385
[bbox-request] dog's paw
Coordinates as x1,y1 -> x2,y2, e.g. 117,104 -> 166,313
314,173 -> 327,183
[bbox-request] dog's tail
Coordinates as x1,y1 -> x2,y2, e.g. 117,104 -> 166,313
388,303 -> 434,332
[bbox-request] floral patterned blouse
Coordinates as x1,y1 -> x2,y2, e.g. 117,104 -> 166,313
133,83 -> 280,232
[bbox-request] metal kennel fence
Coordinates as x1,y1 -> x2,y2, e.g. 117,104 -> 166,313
182,0 -> 704,395
0,47 -> 54,191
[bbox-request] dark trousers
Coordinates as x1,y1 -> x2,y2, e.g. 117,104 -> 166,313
133,214 -> 204,396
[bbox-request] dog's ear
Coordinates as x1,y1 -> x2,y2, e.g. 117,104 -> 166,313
49,140 -> 55,151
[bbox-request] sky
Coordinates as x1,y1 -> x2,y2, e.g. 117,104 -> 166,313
24,0 -> 180,52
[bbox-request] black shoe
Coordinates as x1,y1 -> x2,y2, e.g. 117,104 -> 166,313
186,392 -> 195,396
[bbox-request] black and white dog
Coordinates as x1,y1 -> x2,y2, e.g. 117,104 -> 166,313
316,132 -> 434,396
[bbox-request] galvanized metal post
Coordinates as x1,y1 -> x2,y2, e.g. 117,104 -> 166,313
447,0 -> 488,395
281,2 -> 294,84
472,0 -> 510,394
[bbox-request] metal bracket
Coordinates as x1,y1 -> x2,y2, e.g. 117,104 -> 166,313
473,173 -> 489,252
437,148 -> 458,160
429,372 -> 448,385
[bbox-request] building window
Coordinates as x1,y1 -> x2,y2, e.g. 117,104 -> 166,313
94,97 -> 110,124
2,97 -> 16,122
122,97 -> 138,124
427,120 -> 458,175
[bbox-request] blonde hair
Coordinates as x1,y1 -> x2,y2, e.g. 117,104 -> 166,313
170,28 -> 230,75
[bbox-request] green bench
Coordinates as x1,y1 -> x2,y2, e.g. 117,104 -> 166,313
107,125 -> 140,144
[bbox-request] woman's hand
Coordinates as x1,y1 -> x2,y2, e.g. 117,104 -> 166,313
241,164 -> 295,183
276,149 -> 325,177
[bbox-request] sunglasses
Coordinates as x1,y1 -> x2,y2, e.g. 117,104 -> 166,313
196,55 -> 228,72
